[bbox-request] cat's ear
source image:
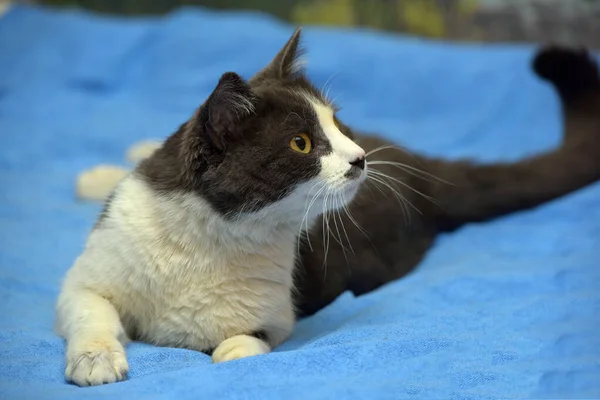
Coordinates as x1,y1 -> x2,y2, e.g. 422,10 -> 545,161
251,27 -> 304,82
193,72 -> 256,152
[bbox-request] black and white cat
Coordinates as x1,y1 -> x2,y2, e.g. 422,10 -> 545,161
57,28 -> 600,387
57,28 -> 366,386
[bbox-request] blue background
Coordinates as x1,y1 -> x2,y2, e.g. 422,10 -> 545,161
0,5 -> 599,399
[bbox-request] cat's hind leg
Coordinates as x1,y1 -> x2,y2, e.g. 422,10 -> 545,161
56,287 -> 129,386
76,164 -> 128,201
75,140 -> 161,202
126,140 -> 162,164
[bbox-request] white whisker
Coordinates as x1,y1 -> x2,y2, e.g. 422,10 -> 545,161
367,172 -> 423,218
298,182 -> 327,254
368,160 -> 452,185
320,71 -> 340,104
321,188 -> 332,279
328,196 -> 347,255
369,169 -> 439,206
367,174 -> 412,225
365,145 -> 429,170
335,192 -> 354,258
365,144 -> 412,158
340,191 -> 370,239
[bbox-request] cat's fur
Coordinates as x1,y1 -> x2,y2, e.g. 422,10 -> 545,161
296,45 -> 600,315
56,29 -> 367,386
59,29 -> 600,386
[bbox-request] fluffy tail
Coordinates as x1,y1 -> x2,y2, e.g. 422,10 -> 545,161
433,46 -> 600,231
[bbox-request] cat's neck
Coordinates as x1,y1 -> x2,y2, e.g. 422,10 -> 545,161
115,173 -> 305,254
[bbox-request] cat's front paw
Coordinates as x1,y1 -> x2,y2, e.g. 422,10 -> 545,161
65,337 -> 129,386
212,334 -> 270,363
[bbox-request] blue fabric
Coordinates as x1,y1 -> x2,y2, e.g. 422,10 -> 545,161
0,5 -> 599,399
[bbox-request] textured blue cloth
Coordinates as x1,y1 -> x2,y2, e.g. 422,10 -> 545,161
0,5 -> 599,400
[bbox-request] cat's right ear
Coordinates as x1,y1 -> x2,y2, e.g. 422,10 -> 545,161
251,27 -> 304,82
190,72 -> 256,153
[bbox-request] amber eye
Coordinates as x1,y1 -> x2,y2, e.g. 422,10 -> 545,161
290,133 -> 312,154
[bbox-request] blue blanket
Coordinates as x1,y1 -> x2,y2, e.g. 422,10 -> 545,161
0,5 -> 598,399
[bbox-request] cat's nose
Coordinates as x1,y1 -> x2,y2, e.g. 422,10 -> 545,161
349,156 -> 366,170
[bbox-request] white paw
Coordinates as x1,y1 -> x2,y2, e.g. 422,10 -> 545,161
65,338 -> 129,386
126,140 -> 162,164
212,335 -> 270,363
76,164 -> 129,201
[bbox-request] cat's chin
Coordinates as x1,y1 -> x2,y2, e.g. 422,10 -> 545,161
335,178 -> 364,205
342,182 -> 360,197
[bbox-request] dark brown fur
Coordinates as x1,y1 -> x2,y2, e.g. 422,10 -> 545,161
295,46 -> 600,316
135,30 -> 344,218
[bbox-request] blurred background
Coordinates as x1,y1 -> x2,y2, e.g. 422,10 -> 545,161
11,0 -> 600,48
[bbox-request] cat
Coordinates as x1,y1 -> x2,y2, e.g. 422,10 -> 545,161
56,28 -> 367,387
57,28 -> 600,387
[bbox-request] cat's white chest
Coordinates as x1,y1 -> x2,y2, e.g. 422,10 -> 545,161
71,175 -> 297,351
131,238 -> 294,350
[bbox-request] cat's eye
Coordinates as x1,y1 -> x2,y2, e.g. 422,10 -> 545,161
290,133 -> 312,154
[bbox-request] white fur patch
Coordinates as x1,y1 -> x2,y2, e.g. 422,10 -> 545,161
76,164 -> 128,201
307,97 -> 366,190
212,334 -> 270,363
57,174 -> 297,386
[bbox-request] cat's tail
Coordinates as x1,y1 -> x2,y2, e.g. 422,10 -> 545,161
432,46 -> 600,231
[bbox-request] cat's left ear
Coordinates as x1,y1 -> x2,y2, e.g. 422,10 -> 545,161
193,72 -> 256,152
251,27 -> 304,82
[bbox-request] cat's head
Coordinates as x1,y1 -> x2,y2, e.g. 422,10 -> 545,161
143,28 -> 366,225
